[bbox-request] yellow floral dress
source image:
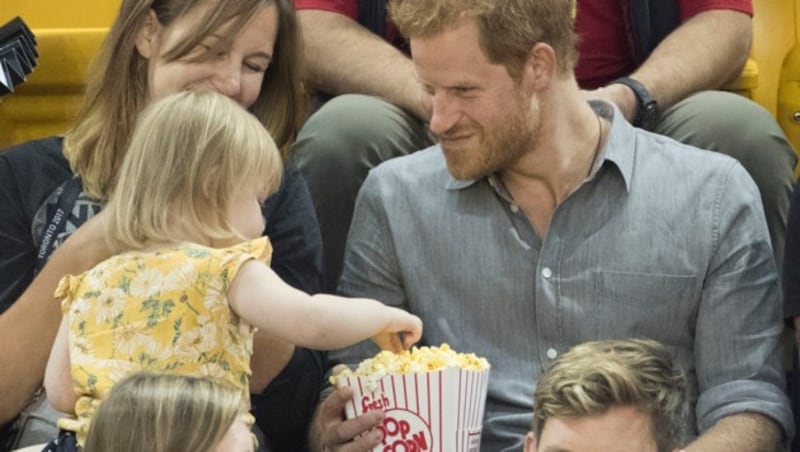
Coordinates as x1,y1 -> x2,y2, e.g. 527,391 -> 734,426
55,238 -> 271,444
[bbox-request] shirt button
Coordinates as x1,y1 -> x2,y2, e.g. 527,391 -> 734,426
510,204 -> 519,213
546,348 -> 558,359
541,267 -> 552,279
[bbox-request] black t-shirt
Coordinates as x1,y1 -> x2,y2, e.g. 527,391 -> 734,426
0,137 -> 72,312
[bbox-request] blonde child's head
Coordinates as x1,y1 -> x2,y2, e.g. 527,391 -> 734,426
104,90 -> 283,250
83,372 -> 249,452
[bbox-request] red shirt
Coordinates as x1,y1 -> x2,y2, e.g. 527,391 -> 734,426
294,0 -> 753,88
294,0 -> 404,48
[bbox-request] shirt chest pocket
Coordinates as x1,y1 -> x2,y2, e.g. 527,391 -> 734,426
590,270 -> 699,344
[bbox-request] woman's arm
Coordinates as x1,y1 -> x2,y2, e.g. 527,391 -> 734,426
0,214 -> 110,423
44,319 -> 77,414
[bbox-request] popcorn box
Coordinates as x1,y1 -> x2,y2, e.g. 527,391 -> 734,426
336,346 -> 491,452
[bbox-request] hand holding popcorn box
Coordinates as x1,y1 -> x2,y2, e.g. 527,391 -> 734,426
333,344 -> 491,452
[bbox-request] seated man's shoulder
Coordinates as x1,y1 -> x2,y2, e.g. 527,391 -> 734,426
637,132 -> 752,189
369,145 -> 446,184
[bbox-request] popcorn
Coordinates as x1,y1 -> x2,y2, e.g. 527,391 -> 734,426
334,344 -> 491,452
334,343 -> 490,392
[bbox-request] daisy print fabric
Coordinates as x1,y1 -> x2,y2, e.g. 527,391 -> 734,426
54,238 -> 271,443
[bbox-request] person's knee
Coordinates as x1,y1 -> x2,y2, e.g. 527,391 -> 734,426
721,99 -> 796,189
665,92 -> 796,180
293,95 -> 419,178
678,92 -> 795,164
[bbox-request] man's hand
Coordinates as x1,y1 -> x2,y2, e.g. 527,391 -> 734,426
582,84 -> 637,124
310,366 -> 385,452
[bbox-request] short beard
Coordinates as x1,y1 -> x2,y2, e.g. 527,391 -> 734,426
445,93 -> 538,181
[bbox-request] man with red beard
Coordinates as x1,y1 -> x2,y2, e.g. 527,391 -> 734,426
308,1 -> 792,451
292,0 -> 796,302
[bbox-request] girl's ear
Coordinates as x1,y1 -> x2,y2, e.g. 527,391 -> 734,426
201,171 -> 219,202
134,9 -> 162,60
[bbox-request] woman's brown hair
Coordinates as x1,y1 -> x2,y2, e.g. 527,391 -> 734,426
64,0 -> 306,200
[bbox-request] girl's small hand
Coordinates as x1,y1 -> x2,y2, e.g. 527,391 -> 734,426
372,308 -> 422,352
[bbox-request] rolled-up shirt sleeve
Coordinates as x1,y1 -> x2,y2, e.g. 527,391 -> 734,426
694,161 -> 793,438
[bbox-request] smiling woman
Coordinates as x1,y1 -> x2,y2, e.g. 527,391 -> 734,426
0,0 -> 325,450
134,3 -> 278,108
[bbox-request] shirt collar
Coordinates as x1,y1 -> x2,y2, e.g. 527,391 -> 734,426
443,100 -> 637,194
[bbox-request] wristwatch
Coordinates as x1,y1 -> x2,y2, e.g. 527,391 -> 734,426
611,76 -> 659,131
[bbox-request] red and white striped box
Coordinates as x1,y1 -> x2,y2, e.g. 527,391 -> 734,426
338,366 -> 491,451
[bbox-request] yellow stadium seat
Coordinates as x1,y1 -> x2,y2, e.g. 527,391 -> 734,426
0,28 -> 106,148
0,3 -> 118,29
0,2 -> 118,149
723,58 -> 759,99
723,0 -> 800,175
776,2 -> 800,167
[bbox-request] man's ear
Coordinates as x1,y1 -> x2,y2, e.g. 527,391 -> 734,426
521,42 -> 557,92
134,9 -> 162,59
524,431 -> 538,452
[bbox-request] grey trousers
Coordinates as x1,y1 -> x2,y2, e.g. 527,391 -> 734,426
293,91 -> 796,293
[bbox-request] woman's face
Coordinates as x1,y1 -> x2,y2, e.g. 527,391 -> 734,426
134,3 -> 279,109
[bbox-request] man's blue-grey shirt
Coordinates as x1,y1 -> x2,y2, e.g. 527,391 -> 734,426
337,102 -> 792,451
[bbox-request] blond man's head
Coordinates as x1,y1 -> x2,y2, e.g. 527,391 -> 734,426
531,338 -> 688,452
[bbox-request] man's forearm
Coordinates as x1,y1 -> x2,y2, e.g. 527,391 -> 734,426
630,9 -> 752,111
685,412 -> 782,451
297,9 -> 428,120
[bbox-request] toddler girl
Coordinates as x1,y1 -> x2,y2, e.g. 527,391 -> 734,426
42,91 -> 422,448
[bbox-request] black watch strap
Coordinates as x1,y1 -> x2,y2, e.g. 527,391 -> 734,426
611,76 -> 659,130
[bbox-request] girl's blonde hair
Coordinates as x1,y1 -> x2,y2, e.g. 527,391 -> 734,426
64,0 -> 306,200
83,372 -> 244,452
104,90 -> 282,251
